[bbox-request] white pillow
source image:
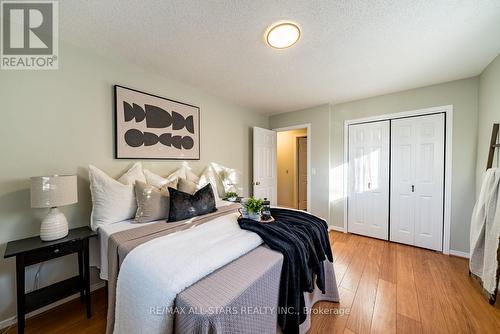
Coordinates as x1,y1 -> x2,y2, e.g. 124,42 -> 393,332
143,167 -> 186,189
185,168 -> 200,183
180,162 -> 200,183
89,164 -> 144,231
211,162 -> 241,196
197,166 -> 222,201
117,162 -> 146,185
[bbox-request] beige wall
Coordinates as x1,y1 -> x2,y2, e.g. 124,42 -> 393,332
277,129 -> 307,208
270,105 -> 331,220
0,42 -> 268,323
477,54 -> 500,189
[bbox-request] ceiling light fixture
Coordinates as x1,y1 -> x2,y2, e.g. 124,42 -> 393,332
265,21 -> 301,49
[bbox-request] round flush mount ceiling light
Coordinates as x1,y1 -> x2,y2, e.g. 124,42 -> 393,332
265,21 -> 301,49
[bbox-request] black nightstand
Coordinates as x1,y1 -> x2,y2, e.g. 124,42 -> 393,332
4,226 -> 97,334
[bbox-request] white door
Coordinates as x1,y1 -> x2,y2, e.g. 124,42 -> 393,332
297,137 -> 307,210
348,121 -> 390,240
390,113 -> 445,251
253,127 -> 277,205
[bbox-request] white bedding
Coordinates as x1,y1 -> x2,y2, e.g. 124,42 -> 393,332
113,210 -> 262,334
96,200 -> 233,280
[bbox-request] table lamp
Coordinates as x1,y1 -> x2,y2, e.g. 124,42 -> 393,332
30,175 -> 78,241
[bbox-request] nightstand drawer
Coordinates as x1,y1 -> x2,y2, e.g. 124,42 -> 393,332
24,240 -> 81,266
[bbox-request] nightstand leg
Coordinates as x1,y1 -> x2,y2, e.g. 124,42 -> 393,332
83,239 -> 92,318
78,248 -> 84,303
105,281 -> 108,302
16,255 -> 25,334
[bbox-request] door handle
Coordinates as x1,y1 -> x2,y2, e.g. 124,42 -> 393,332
411,185 -> 415,192
255,181 -> 261,186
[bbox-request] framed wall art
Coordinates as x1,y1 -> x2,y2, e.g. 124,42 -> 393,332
114,85 -> 200,160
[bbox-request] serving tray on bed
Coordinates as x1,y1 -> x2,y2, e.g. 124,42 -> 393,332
238,215 -> 275,224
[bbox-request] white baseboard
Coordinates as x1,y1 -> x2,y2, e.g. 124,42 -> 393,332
328,225 -> 345,233
449,250 -> 469,258
0,281 -> 106,331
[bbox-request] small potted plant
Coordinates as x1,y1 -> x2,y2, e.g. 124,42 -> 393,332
243,197 -> 265,221
224,191 -> 238,202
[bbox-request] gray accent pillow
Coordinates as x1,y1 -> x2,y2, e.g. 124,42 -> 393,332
134,180 -> 177,223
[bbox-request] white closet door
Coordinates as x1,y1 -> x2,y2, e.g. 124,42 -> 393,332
348,121 -> 390,240
390,118 -> 416,245
390,114 -> 445,251
413,114 -> 445,250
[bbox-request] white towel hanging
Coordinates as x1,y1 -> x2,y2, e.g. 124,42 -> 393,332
470,168 -> 500,294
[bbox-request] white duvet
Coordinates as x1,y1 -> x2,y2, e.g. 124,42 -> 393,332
113,211 -> 263,334
97,200 -> 233,280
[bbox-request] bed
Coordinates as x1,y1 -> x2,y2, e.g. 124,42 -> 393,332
96,200 -> 234,280
96,201 -> 339,334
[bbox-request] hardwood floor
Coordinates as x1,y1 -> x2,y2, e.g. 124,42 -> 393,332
3,288 -> 107,334
4,231 -> 500,333
310,232 -> 500,334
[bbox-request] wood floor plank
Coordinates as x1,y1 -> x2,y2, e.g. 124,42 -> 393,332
396,313 -> 423,334
332,237 -> 346,263
335,235 -> 362,286
378,242 -> 397,283
395,244 -> 420,322
345,241 -> 382,334
370,279 -> 396,334
309,287 -> 356,334
340,236 -> 370,292
409,247 -> 449,334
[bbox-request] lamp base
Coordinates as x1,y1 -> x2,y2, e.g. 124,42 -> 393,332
40,207 -> 69,241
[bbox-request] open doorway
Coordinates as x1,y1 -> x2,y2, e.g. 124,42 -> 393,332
276,127 -> 308,210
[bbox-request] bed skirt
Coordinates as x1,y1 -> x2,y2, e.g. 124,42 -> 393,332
174,246 -> 339,334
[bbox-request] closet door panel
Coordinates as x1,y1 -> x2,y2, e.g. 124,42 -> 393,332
348,121 -> 389,240
413,114 -> 444,251
390,113 -> 445,251
366,123 -> 390,239
390,119 -> 416,245
348,125 -> 369,235
352,145 -> 366,225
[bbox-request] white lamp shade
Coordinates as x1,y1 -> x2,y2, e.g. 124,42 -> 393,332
31,175 -> 78,208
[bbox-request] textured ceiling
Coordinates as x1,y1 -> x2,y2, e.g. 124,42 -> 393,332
61,0 -> 500,114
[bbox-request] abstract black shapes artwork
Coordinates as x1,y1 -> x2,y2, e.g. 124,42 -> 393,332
115,85 -> 200,160
123,102 -> 146,122
124,129 -> 194,149
123,102 -> 195,133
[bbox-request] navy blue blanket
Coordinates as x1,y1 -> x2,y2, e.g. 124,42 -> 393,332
238,208 -> 333,334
